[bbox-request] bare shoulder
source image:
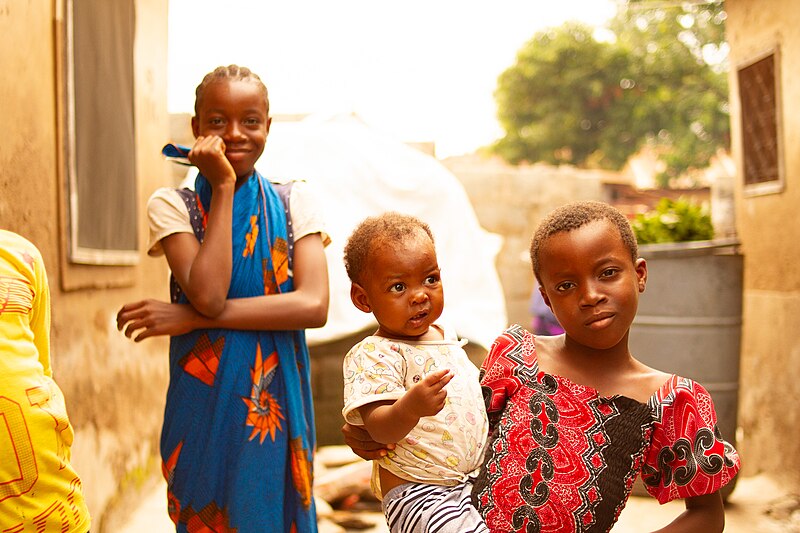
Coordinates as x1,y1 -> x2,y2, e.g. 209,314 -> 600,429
627,359 -> 673,402
529,334 -> 563,374
532,333 -> 556,352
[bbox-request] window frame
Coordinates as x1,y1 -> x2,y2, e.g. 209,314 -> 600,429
737,47 -> 785,197
62,0 -> 139,265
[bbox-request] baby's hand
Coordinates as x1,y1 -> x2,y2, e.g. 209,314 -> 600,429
189,135 -> 236,187
405,368 -> 453,418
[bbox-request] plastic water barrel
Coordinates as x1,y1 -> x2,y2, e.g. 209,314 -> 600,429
629,238 -> 742,498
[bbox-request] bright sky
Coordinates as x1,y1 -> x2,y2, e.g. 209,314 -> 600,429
168,0 -> 619,158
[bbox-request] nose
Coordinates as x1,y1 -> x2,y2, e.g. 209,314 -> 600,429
580,281 -> 606,307
410,288 -> 429,305
225,121 -> 246,141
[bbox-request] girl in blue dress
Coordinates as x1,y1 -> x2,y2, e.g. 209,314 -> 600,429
117,65 -> 329,533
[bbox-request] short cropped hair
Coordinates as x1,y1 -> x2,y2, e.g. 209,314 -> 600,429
344,212 -> 435,284
530,201 -> 638,283
194,64 -> 269,116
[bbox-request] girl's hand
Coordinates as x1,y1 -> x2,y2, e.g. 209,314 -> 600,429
188,135 -> 236,187
403,368 -> 453,418
341,422 -> 395,461
116,299 -> 198,341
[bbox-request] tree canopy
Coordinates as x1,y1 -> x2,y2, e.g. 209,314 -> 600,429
492,0 -> 728,185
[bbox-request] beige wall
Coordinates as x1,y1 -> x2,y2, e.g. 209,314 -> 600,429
727,0 -> 800,490
0,1 -> 172,529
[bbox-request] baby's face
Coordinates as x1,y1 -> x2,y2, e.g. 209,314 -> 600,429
358,231 -> 444,341
537,219 -> 647,351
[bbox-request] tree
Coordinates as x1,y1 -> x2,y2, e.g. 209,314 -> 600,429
492,0 -> 728,185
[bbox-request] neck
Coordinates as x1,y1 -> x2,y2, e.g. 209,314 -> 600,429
375,324 -> 444,342
561,332 -> 634,370
235,170 -> 256,190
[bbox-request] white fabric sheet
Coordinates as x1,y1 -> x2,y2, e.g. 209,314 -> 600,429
184,113 -> 507,349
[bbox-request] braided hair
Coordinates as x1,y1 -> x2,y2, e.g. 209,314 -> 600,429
194,64 -> 269,116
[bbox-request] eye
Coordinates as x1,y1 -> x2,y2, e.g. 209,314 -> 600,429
424,274 -> 440,286
556,281 -> 575,292
208,117 -> 225,127
389,283 -> 405,293
243,117 -> 262,126
600,268 -> 619,278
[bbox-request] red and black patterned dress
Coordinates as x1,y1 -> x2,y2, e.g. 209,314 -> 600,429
471,325 -> 740,533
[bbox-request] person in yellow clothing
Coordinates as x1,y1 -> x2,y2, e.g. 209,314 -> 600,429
0,229 -> 91,532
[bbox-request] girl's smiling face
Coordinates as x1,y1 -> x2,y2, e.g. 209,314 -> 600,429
351,230 -> 444,341
538,219 -> 647,352
192,79 -> 270,180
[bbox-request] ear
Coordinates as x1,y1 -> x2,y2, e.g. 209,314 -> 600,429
350,283 -> 372,313
539,285 -> 553,310
635,258 -> 648,293
265,116 -> 272,135
191,115 -> 200,138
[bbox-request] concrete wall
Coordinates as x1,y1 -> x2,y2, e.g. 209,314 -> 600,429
0,1 -> 172,529
727,0 -> 800,490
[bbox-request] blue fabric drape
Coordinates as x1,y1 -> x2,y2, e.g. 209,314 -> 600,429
161,171 -> 317,533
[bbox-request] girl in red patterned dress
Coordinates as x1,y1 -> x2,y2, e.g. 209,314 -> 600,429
471,201 -> 740,532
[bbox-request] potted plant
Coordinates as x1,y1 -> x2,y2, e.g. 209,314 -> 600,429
632,197 -> 715,244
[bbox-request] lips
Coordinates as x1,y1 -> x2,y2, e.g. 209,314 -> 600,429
585,311 -> 614,327
409,309 -> 429,324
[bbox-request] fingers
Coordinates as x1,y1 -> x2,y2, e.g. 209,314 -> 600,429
352,448 -> 389,461
116,300 -> 146,331
123,319 -> 147,341
124,322 -> 151,342
421,368 -> 454,389
189,135 -> 232,180
117,300 -> 158,340
341,423 -> 395,460
192,136 -> 226,156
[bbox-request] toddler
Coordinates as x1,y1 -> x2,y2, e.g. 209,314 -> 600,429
341,212 -> 489,533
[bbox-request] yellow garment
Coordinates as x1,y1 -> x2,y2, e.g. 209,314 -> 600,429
0,230 -> 90,532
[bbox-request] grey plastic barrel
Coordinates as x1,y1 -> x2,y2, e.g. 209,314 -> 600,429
629,238 -> 742,497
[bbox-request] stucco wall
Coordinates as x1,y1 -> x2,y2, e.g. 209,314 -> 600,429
727,0 -> 800,490
0,1 -> 172,529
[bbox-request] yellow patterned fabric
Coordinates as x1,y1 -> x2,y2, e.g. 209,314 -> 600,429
0,230 -> 90,532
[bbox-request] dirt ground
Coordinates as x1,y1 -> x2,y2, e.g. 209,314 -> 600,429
117,472 -> 799,532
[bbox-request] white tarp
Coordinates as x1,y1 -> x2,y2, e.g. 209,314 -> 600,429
187,113 -> 507,349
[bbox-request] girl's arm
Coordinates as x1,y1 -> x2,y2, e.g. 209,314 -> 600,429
117,233 -> 328,340
359,369 -> 452,444
166,135 -> 236,317
196,232 -> 329,330
651,492 -> 724,533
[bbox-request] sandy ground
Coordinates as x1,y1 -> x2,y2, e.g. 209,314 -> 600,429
117,473 -> 798,532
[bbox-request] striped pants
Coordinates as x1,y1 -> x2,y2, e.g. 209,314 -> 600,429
381,480 -> 489,533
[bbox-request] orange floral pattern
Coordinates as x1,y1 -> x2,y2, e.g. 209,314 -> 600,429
179,333 -> 224,387
290,436 -> 313,509
242,344 -> 284,443
243,215 -> 259,258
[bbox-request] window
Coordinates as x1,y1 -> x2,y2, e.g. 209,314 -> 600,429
63,0 -> 138,264
737,49 -> 783,196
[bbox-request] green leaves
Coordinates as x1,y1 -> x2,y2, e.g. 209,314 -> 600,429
492,1 -> 729,184
632,197 -> 714,244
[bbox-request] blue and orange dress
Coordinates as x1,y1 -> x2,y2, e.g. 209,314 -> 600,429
147,171 -> 325,533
